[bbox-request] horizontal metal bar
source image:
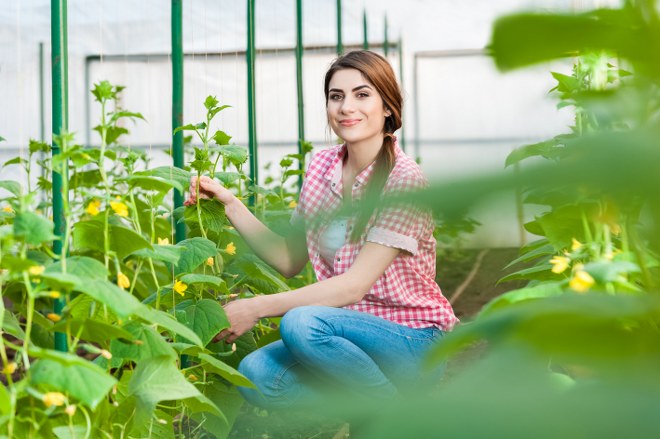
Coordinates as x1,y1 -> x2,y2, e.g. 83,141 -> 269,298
85,42 -> 401,63
414,48 -> 487,59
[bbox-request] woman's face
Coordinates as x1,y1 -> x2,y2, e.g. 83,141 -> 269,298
326,68 -> 390,146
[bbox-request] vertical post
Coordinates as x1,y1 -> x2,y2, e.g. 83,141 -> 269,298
172,0 -> 186,242
85,58 -> 91,146
413,53 -> 420,163
51,0 -> 68,352
336,0 -> 343,56
384,14 -> 389,57
398,37 -> 406,152
295,0 -> 305,189
362,9 -> 368,50
247,0 -> 258,200
39,42 -> 45,142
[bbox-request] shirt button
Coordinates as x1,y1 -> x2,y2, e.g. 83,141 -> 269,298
331,183 -> 336,187
353,183 -> 359,188
336,257 -> 341,262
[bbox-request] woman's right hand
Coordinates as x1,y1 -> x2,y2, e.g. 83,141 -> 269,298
185,175 -> 236,206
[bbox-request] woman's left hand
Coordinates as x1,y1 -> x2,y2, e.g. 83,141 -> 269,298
214,298 -> 260,344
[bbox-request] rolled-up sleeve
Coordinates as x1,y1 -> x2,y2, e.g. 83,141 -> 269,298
365,175 -> 429,255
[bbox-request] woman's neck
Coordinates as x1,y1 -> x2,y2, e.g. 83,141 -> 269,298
344,134 -> 383,178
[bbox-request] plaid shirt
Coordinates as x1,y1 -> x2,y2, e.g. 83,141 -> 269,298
293,140 -> 458,331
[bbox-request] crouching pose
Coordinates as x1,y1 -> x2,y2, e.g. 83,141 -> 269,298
186,50 -> 458,409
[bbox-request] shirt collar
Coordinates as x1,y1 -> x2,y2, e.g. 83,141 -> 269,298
323,137 -> 401,191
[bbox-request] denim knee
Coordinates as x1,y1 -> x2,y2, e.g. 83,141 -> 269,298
280,306 -> 328,349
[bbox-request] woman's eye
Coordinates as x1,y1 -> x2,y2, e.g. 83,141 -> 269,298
330,94 -> 343,101
357,92 -> 370,98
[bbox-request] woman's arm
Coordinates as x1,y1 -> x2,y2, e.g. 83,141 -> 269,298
188,175 -> 309,277
215,242 -> 400,343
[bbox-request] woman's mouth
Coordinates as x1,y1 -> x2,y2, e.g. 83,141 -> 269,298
339,119 -> 361,127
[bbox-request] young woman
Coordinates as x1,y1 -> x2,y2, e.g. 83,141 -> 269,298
186,50 -> 458,409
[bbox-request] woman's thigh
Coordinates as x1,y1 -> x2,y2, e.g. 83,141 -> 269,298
280,306 -> 443,388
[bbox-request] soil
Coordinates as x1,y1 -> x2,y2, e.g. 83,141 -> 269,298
227,247 -> 529,439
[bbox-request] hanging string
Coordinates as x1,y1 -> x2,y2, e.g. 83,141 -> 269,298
16,1 -> 26,188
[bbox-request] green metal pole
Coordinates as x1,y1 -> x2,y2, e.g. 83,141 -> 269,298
39,42 -> 45,142
362,9 -> 368,50
51,0 -> 68,353
172,0 -> 186,242
336,0 -> 343,56
398,36 -> 406,152
295,0 -> 305,189
384,14 -> 389,57
247,0 -> 258,203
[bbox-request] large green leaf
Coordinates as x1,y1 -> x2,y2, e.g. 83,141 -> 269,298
175,299 -> 230,346
128,356 -> 219,426
191,382 -> 242,439
182,200 -> 227,236
179,273 -> 226,288
50,318 -> 134,344
234,254 -> 290,293
174,237 -> 217,275
13,211 -> 56,245
583,260 -> 641,283
29,349 -> 117,409
110,321 -> 177,361
73,277 -> 143,318
73,220 -> 152,260
479,283 -> 566,318
0,383 -> 10,416
135,166 -> 191,192
61,256 -> 109,280
198,353 -> 254,388
139,306 -> 204,347
0,180 -> 21,197
131,244 -> 184,264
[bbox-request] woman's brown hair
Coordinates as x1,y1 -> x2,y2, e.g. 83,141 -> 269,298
323,50 -> 403,242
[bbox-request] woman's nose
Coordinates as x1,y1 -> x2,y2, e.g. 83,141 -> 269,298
339,97 -> 355,113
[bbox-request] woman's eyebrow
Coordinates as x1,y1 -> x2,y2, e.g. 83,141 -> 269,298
328,84 -> 373,93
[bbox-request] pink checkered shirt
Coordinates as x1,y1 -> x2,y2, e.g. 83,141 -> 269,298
293,140 -> 458,331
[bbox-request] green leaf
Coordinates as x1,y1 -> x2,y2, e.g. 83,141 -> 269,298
174,237 -> 217,275
2,156 -> 25,168
479,283 -> 566,318
498,264 -> 557,284
70,169 -> 103,189
50,318 -> 135,344
62,256 -> 109,280
180,273 -> 226,288
52,425 -> 89,439
131,244 -> 184,265
110,321 -> 177,361
0,180 -> 21,197
204,95 -> 219,110
191,381 -> 240,438
139,307 -> 204,347
29,350 -> 117,409
128,356 -> 218,426
134,166 -> 191,193
215,171 -> 242,185
0,383 -> 10,416
212,130 -> 232,146
234,254 -> 290,293
209,145 -> 248,167
182,200 -> 227,236
584,260 -> 641,283
199,353 -> 255,388
122,175 -> 177,193
73,278 -> 143,318
173,122 -> 206,135
13,211 -> 56,245
73,220 -> 152,260
176,299 -> 230,346
505,139 -> 561,167
504,243 -> 555,269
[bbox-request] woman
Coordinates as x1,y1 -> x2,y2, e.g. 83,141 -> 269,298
186,50 -> 458,409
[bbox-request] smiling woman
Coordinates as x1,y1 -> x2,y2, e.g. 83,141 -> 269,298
187,50 -> 457,410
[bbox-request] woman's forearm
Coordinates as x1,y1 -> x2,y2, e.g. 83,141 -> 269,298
223,196 -> 306,277
251,272 -> 363,319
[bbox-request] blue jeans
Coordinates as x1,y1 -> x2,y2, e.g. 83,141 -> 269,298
237,306 -> 444,410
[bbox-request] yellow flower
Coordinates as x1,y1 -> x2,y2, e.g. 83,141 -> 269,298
288,200 -> 297,209
2,362 -> 17,375
206,257 -> 214,267
550,256 -> 570,274
157,237 -> 170,245
610,223 -> 622,236
28,265 -> 45,276
48,291 -> 61,299
42,392 -> 66,408
569,270 -> 595,293
47,313 -> 61,322
225,242 -> 236,256
85,199 -> 101,216
110,200 -> 129,217
174,280 -> 188,296
117,272 -> 131,289
65,405 -> 77,417
188,374 -> 198,382
2,206 -> 13,213
571,238 -> 582,252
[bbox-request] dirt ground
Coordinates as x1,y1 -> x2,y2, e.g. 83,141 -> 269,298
228,247 -> 528,439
